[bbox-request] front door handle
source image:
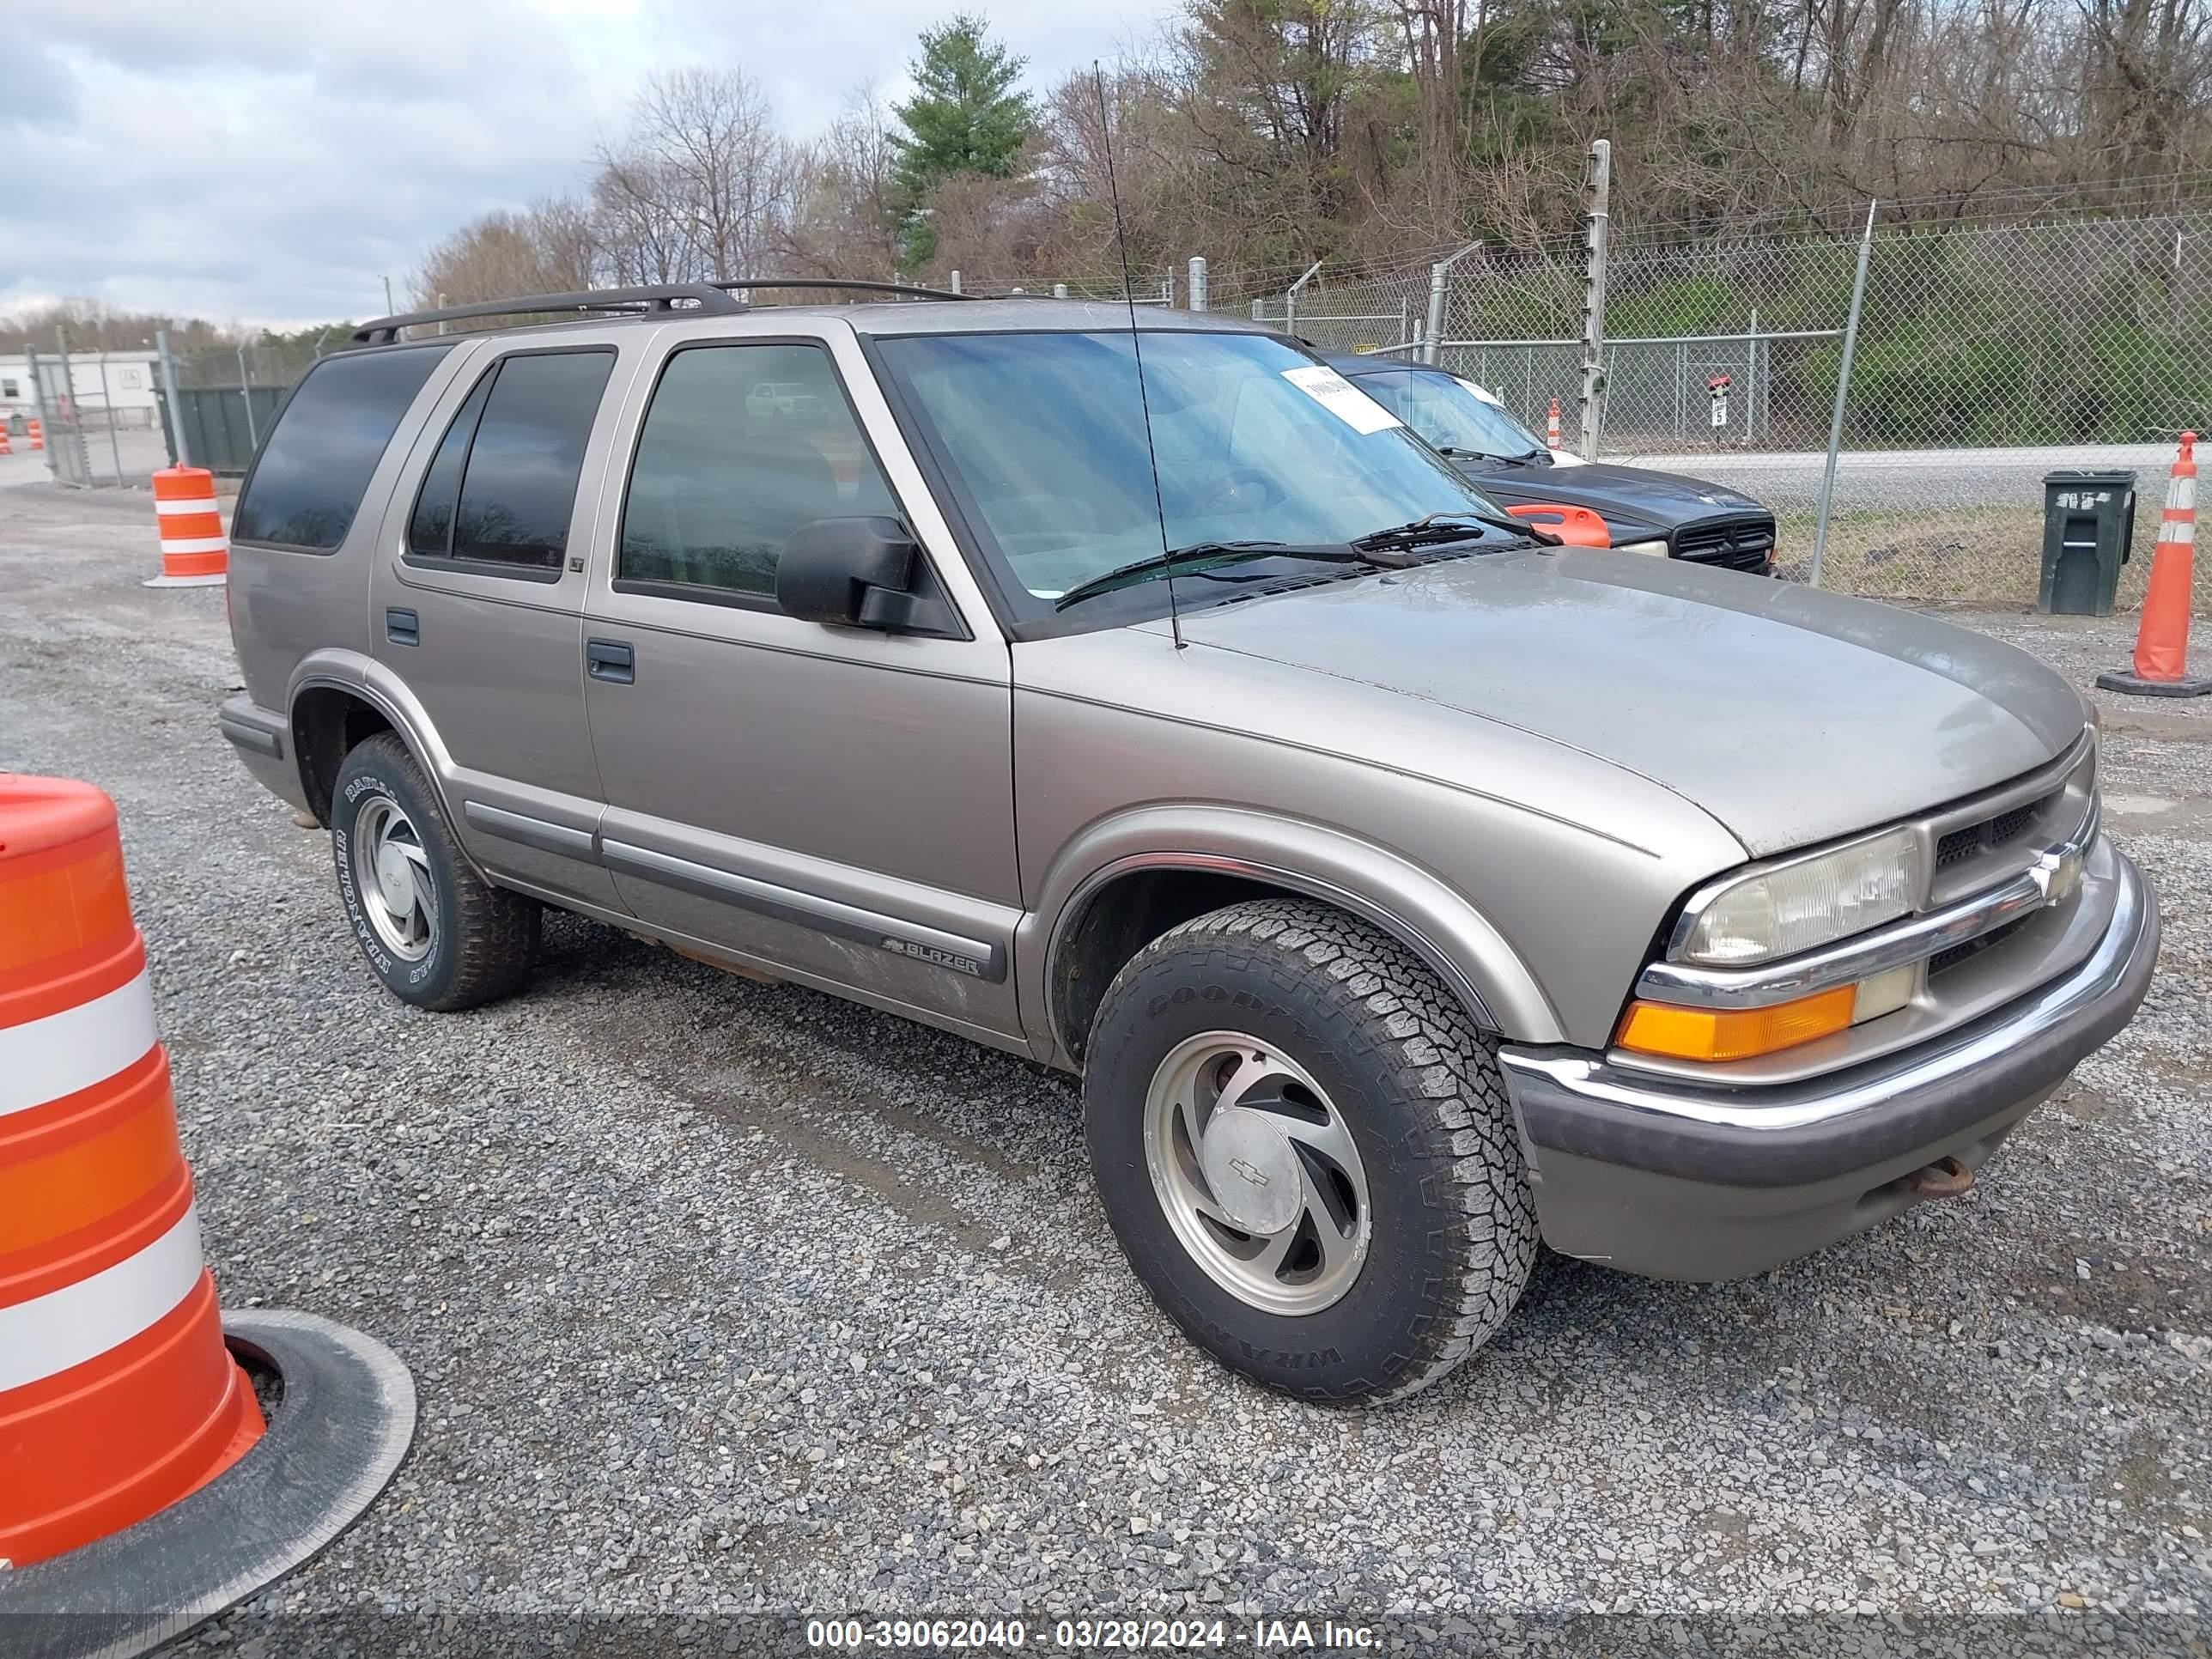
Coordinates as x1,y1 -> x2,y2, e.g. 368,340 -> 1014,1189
586,637 -> 635,684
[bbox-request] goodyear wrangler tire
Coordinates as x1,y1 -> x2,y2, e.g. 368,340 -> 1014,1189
331,734 -> 539,1012
1083,898 -> 1538,1403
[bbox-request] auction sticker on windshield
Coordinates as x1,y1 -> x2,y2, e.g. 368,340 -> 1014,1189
1280,365 -> 1403,435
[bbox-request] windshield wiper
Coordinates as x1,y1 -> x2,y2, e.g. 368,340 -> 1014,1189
1433,445 -> 1499,461
1052,541 -> 1409,611
1353,510 -> 1529,550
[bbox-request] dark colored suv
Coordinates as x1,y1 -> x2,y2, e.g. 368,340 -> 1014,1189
1325,354 -> 1778,574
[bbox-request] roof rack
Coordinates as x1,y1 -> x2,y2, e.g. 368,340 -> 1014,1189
702,278 -> 974,301
350,276 -> 981,347
351,283 -> 744,345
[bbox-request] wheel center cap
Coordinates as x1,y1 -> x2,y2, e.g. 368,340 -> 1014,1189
374,845 -> 413,908
1199,1108 -> 1303,1235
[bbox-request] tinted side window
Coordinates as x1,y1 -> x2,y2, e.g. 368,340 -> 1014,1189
234,343 -> 454,550
409,349 -> 614,573
407,373 -> 493,556
618,343 -> 896,600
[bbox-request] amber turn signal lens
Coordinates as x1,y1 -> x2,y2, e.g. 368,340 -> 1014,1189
1615,985 -> 1857,1062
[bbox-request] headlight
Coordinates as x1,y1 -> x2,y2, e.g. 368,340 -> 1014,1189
1676,827 -> 1921,965
1614,538 -> 1670,557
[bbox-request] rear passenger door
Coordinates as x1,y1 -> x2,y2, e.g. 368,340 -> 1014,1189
373,338 -> 634,909
580,327 -> 1023,1044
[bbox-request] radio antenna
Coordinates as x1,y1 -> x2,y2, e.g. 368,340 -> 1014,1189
1093,64 -> 1183,652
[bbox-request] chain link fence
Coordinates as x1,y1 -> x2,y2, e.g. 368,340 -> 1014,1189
32,216 -> 2208,612
15,339 -> 171,487
1254,209 -> 2212,609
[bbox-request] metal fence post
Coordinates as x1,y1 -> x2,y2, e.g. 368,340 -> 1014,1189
1808,202 -> 1877,589
25,343 -> 51,477
156,329 -> 189,467
236,341 -> 258,452
949,270 -> 962,295
54,325 -> 92,487
1188,256 -> 1208,313
97,352 -> 125,485
1746,307 -> 1760,444
1424,263 -> 1448,365
1577,138 -> 1612,457
1674,341 -> 1686,443
1284,260 -> 1322,336
1423,242 -> 1482,366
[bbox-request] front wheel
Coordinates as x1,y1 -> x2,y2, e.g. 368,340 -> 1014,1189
1083,899 -> 1538,1403
331,733 -> 540,1012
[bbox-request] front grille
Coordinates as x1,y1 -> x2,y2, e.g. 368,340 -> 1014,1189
1672,516 -> 1776,573
1936,791 -> 2057,868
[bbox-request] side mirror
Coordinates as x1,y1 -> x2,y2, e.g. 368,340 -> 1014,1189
776,517 -> 931,630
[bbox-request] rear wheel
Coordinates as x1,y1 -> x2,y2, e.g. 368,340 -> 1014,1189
1083,898 -> 1538,1403
331,734 -> 539,1011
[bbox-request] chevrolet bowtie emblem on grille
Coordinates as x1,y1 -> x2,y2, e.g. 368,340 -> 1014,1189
2035,847 -> 2086,905
1227,1157 -> 1270,1188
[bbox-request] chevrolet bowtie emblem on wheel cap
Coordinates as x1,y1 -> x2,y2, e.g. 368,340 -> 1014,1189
1228,1156 -> 1270,1187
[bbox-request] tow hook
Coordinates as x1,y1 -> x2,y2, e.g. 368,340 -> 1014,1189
1896,1155 -> 1974,1200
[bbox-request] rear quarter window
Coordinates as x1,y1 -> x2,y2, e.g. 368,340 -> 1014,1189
232,343 -> 455,550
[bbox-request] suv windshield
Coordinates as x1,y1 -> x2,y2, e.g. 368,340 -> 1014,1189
876,330 -> 1516,625
1349,368 -> 1547,460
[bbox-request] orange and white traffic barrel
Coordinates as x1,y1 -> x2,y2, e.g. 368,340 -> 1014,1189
0,775 -> 265,1567
27,416 -> 44,453
147,464 -> 228,588
0,780 -> 416,1650
0,425 -> 12,456
1547,397 -> 1562,452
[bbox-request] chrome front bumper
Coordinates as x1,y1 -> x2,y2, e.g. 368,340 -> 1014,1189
1497,843 -> 2158,1279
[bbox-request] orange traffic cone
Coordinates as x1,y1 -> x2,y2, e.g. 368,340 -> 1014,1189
0,426 -> 11,456
0,776 -> 264,1565
26,417 -> 43,453
1547,397 -> 1562,453
0,776 -> 415,1650
2098,431 -> 2211,698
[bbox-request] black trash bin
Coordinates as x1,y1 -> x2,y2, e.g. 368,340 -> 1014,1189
2039,470 -> 2137,616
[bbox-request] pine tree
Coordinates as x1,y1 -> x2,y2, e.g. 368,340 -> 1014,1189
891,15 -> 1035,269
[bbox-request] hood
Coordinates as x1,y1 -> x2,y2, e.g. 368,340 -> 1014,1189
1174,548 -> 2085,856
1457,458 -> 1768,536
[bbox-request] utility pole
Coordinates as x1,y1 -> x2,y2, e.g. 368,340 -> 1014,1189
381,274 -> 394,314
1577,138 -> 1612,457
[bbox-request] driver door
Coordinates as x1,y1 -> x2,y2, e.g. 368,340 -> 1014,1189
580,325 -> 1024,1046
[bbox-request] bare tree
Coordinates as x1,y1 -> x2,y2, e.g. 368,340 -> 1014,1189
786,84 -> 905,277
593,66 -> 805,283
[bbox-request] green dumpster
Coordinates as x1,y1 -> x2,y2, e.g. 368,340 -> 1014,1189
2039,469 -> 2136,617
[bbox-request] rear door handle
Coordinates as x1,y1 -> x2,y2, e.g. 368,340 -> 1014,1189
385,607 -> 419,647
586,637 -> 635,684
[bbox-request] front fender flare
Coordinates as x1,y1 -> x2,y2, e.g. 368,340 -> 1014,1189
1019,805 -> 1565,1066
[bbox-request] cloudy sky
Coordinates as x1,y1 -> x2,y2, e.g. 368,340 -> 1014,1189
3,0 -> 1176,329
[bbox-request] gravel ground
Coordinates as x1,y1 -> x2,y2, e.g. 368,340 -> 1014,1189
1,486 -> 2207,1656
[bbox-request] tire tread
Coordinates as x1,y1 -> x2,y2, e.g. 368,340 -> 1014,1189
337,733 -> 539,1012
1103,896 -> 1539,1403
